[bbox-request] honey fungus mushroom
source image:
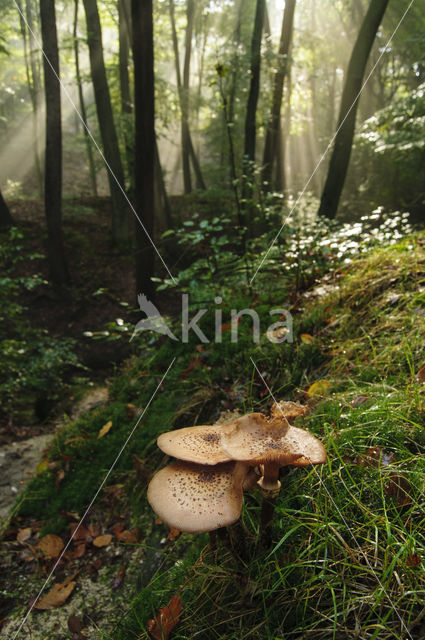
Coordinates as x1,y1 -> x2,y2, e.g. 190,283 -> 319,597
220,413 -> 327,498
157,424 -> 231,465
147,460 -> 249,533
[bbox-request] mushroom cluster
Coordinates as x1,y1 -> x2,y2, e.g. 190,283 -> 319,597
147,403 -> 326,534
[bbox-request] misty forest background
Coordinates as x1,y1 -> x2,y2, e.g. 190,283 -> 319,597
1,0 -> 425,639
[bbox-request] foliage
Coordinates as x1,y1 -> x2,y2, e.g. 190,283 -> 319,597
352,82 -> 425,214
0,228 -> 79,419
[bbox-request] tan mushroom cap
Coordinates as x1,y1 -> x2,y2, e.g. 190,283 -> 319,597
271,401 -> 308,421
147,460 -> 248,533
157,425 -> 231,465
221,413 -> 327,466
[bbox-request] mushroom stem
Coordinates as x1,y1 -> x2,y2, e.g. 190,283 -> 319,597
258,461 -> 281,537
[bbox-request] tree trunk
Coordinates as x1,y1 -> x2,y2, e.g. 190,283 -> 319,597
40,0 -> 69,284
242,0 -> 265,207
17,0 -> 43,196
118,0 -> 133,186
132,0 -> 155,300
169,0 -> 205,194
82,0 -> 130,246
0,189 -> 14,229
318,0 -> 389,219
262,0 -> 296,192
73,0 -> 97,196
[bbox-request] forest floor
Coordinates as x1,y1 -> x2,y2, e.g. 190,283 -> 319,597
2,200 -> 425,639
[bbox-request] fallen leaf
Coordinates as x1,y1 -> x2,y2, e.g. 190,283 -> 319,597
112,566 -> 126,590
37,460 -> 49,474
300,333 -> 314,344
98,420 -> 113,439
181,357 -> 202,379
68,614 -> 86,639
147,595 -> 183,640
69,524 -> 92,542
386,473 -> 411,507
34,573 -> 77,610
167,528 -> 181,541
17,528 -> 32,544
112,522 -> 126,537
416,364 -> 425,383
365,446 -> 395,467
55,469 -> 65,489
406,553 -> 421,568
37,534 -> 64,559
271,401 -> 308,420
72,543 -> 86,559
116,529 -> 138,544
132,454 -> 149,484
93,534 -> 112,548
307,380 -> 331,397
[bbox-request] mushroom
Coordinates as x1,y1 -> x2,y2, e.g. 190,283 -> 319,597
157,424 -> 231,465
219,412 -> 327,530
147,460 -> 249,533
148,408 -> 326,539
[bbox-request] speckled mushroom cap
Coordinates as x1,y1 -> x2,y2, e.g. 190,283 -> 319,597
147,460 -> 249,533
271,401 -> 308,421
221,413 -> 327,466
157,425 -> 231,465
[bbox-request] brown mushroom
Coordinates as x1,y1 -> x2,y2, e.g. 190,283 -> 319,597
220,412 -> 327,530
147,460 -> 249,533
157,424 -> 231,465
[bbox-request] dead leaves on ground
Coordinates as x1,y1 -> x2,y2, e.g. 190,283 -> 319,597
33,572 -> 79,610
147,595 -> 183,640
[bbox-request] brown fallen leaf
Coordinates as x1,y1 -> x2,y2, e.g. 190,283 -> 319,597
37,534 -> 64,559
115,529 -> 138,544
147,595 -> 183,640
72,543 -> 86,559
167,528 -> 181,541
69,523 -> 92,542
34,573 -> 78,610
416,364 -> 425,383
98,420 -> 113,439
55,469 -> 65,489
386,473 -> 412,507
93,534 -> 112,548
17,528 -> 32,544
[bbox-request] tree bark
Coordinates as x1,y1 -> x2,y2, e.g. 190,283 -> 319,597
118,0 -> 133,185
169,0 -> 205,193
40,0 -> 69,284
17,0 -> 43,196
262,0 -> 296,192
242,0 -> 265,206
82,0 -> 130,245
132,0 -> 155,300
318,0 -> 390,219
0,189 -> 14,229
73,0 -> 97,196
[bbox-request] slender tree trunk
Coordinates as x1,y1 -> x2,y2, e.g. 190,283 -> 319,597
132,0 -> 155,299
262,0 -> 296,192
169,0 -> 205,193
17,0 -> 43,196
318,0 -> 389,219
154,138 -> 173,234
118,0 -> 133,185
242,0 -> 265,213
73,0 -> 97,196
40,0 -> 69,284
0,189 -> 14,229
82,0 -> 130,245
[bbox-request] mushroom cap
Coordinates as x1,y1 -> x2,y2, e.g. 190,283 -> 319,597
147,460 -> 248,533
271,401 -> 308,421
157,425 -> 231,465
221,413 -> 327,466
